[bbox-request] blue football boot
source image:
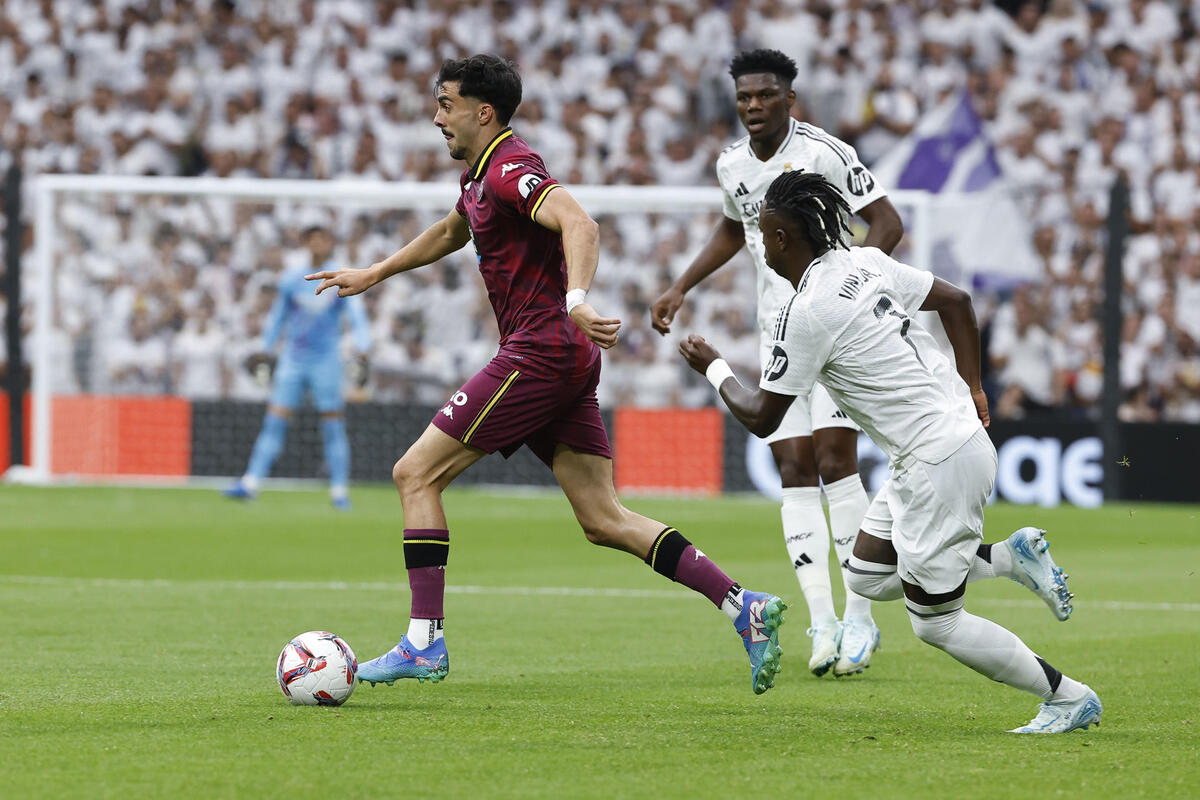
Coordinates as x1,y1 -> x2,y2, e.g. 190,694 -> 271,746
221,482 -> 256,501
1009,685 -> 1103,734
734,591 -> 787,694
357,636 -> 449,686
1005,527 -> 1073,621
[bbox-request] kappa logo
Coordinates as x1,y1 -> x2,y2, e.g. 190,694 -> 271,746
500,162 -> 524,177
517,173 -> 543,199
763,344 -> 788,381
440,391 -> 469,419
846,165 -> 875,197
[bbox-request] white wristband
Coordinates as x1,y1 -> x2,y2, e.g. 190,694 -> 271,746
705,358 -> 735,391
565,288 -> 587,314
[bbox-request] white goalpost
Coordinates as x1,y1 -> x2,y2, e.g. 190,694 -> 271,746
20,174 -> 932,486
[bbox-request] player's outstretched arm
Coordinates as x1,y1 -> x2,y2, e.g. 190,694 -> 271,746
307,210 -> 471,297
533,187 -> 621,349
858,197 -> 904,256
679,334 -> 794,437
921,277 -> 989,427
650,215 -> 745,335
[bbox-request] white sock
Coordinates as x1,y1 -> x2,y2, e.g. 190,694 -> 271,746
781,486 -> 837,628
330,484 -> 348,501
967,540 -> 1014,582
720,585 -> 745,623
241,475 -> 259,492
406,617 -> 444,650
907,600 -> 1056,700
1051,674 -> 1089,703
823,474 -> 872,623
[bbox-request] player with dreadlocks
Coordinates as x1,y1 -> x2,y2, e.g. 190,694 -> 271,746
679,172 -> 1100,734
652,49 -> 904,678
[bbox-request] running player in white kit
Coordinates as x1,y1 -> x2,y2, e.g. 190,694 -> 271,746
680,171 -> 1100,734
651,50 -> 903,677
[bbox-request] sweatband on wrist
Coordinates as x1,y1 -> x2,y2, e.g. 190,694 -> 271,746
565,288 -> 587,314
705,359 -> 735,391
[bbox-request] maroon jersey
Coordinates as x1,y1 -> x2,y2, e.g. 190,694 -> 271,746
454,128 -> 598,378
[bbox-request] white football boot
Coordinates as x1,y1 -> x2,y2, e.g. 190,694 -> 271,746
806,621 -> 841,677
1005,527 -> 1074,621
833,618 -> 880,677
1009,685 -> 1103,734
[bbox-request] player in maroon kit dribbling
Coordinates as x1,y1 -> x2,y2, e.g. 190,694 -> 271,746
308,54 -> 787,694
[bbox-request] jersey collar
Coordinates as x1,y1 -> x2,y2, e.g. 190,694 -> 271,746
748,118 -> 798,162
471,127 -> 514,180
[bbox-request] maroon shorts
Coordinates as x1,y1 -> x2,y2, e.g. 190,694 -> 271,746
431,354 -> 612,468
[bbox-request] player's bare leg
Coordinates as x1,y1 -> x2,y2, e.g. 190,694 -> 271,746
813,426 -> 878,676
553,445 -> 787,694
358,425 -> 484,686
772,437 -> 840,676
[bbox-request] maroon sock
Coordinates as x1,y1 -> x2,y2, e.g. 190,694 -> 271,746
403,528 -> 448,619
645,527 -> 736,607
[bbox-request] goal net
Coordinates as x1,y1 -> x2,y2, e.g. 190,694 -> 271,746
20,175 -> 931,490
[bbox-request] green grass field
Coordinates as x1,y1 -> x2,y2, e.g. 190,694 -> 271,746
1,485 -> 1197,798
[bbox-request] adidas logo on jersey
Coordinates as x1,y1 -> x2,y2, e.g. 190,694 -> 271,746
831,409 -> 849,419
734,181 -> 750,197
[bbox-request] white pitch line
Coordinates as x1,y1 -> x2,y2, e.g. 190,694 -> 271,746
2,574 -> 1199,613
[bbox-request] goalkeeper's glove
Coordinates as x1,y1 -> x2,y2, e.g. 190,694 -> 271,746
245,353 -> 276,387
348,354 -> 370,388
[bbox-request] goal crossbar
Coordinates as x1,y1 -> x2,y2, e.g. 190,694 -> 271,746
24,174 -> 932,484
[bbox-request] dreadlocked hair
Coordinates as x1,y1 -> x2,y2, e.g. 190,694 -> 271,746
762,171 -> 853,252
729,49 -> 798,85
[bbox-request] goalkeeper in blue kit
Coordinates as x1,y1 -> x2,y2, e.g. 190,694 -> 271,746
224,224 -> 372,510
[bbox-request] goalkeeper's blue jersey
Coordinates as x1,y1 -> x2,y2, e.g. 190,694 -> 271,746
262,262 -> 371,365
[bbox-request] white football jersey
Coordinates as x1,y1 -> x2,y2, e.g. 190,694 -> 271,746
716,119 -> 887,332
759,247 -> 982,465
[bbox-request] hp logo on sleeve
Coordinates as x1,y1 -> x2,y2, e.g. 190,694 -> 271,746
763,345 -> 789,381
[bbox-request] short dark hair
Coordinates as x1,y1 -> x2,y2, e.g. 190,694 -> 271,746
437,54 -> 522,125
729,49 -> 798,86
763,171 -> 851,252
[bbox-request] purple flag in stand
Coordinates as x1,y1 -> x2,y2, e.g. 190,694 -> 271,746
896,92 -> 1000,192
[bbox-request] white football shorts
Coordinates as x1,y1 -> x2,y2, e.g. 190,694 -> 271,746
758,330 -> 859,444
859,427 -> 996,594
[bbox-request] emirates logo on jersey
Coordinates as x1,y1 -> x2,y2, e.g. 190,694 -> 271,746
763,345 -> 788,381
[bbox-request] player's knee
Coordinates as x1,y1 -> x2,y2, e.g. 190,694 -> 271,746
847,568 -> 902,601
776,458 -> 819,488
815,451 -> 857,484
908,608 -> 962,649
576,511 -> 619,547
391,456 -> 429,496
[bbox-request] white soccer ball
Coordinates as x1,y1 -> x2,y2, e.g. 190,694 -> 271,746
276,631 -> 358,706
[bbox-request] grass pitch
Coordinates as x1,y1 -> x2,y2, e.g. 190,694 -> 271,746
1,485 -> 1198,798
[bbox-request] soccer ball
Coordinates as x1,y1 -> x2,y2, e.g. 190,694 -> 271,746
276,631 -> 358,706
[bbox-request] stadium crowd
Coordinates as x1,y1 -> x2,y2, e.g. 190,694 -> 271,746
0,0 -> 1198,422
